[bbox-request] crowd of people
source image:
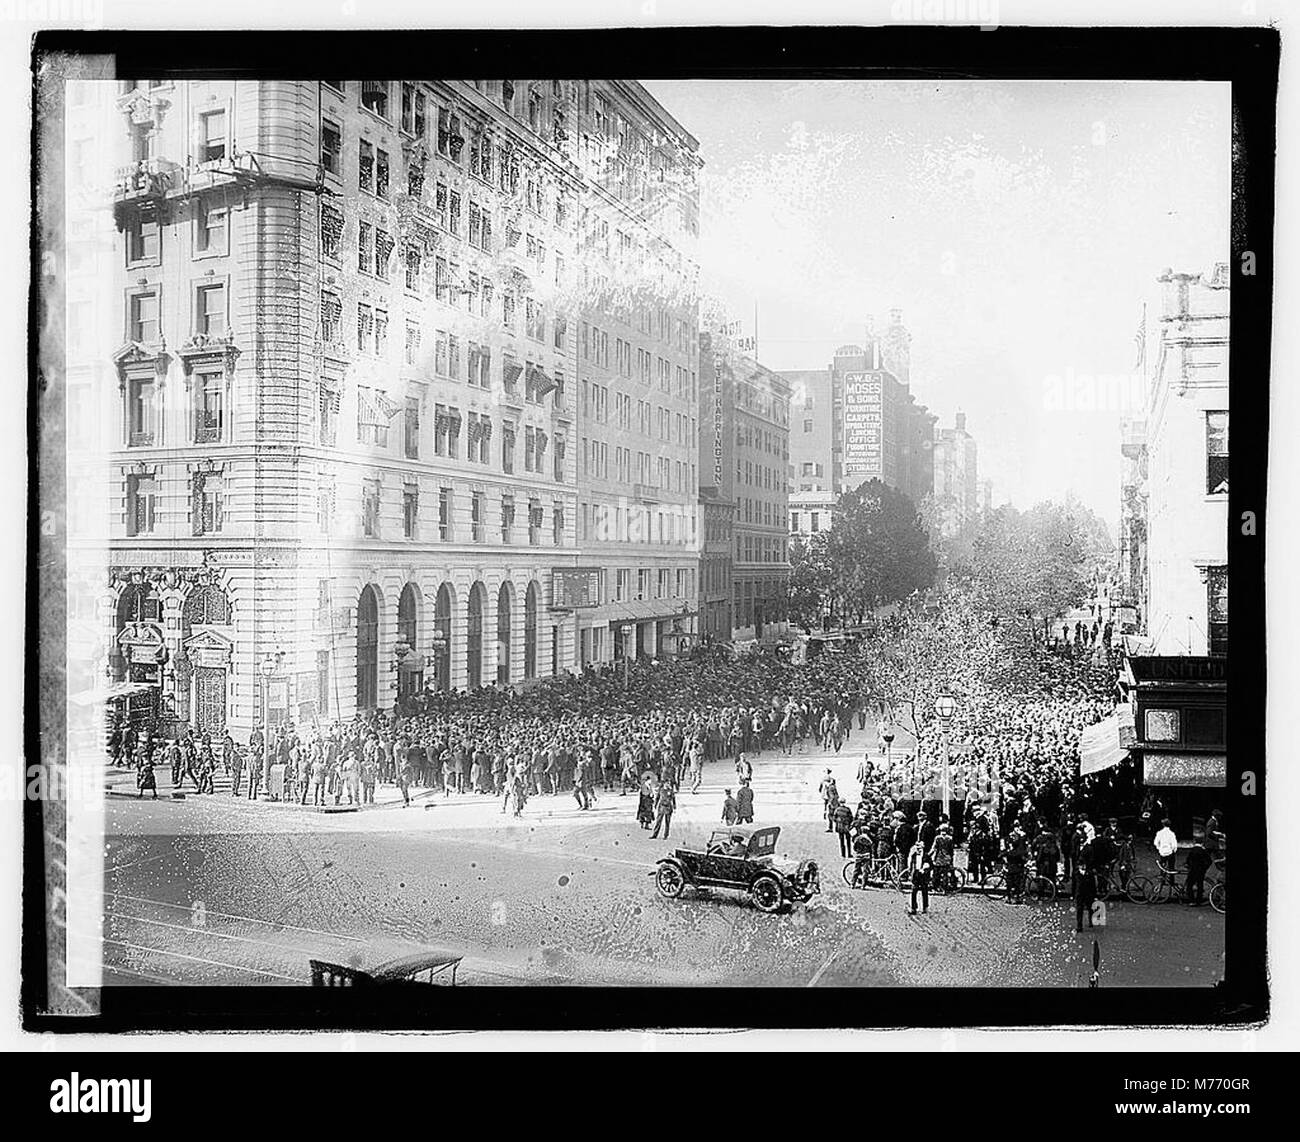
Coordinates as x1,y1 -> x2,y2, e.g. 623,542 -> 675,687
111,583 -> 1161,873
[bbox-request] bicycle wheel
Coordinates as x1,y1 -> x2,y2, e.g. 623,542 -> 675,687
1210,881 -> 1226,914
1147,876 -> 1175,905
1125,875 -> 1154,904
984,873 -> 1007,901
950,867 -> 968,892
1025,875 -> 1057,904
842,860 -> 859,888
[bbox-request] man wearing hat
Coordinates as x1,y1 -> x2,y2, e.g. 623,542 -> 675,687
916,811 -> 936,857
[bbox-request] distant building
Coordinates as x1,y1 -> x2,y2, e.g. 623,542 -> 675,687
781,309 -> 935,511
699,332 -> 791,642
789,489 -> 836,539
932,412 -> 979,538
1117,416 -> 1148,613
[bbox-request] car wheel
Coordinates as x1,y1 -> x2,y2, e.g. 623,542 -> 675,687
655,862 -> 686,899
751,875 -> 783,913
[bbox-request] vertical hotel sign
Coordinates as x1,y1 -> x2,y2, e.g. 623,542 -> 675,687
843,372 -> 883,481
713,346 -> 726,486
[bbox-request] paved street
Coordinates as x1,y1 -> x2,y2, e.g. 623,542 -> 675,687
102,727 -> 1223,989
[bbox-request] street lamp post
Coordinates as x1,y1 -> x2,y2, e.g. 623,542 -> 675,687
934,692 -> 958,821
259,652 -> 278,798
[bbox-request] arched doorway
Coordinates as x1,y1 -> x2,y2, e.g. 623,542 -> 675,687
357,584 -> 380,711
397,583 -> 422,705
524,581 -> 539,679
180,582 -> 233,733
466,582 -> 485,690
496,582 -> 513,685
434,583 -> 453,691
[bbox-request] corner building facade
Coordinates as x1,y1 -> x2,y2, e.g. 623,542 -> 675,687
72,78 -> 699,736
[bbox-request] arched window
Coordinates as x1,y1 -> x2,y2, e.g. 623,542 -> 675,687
181,583 -> 231,639
398,583 -> 419,650
357,585 -> 379,710
524,581 -> 539,679
466,582 -> 485,690
496,582 -> 513,685
434,583 -> 453,691
397,583 -> 421,701
116,582 -> 159,628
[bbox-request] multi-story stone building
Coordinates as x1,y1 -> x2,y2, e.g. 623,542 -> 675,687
1117,264 -> 1228,816
699,332 -> 791,642
1142,265 -> 1229,657
69,77 -> 699,735
782,310 -> 935,510
572,83 -> 703,667
931,412 -> 979,539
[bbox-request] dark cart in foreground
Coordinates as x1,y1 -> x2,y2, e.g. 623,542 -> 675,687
655,825 -> 821,913
310,949 -> 464,987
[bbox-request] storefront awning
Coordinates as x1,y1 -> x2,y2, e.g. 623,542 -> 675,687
1144,753 -> 1227,788
69,681 -> 156,708
1079,712 -> 1130,776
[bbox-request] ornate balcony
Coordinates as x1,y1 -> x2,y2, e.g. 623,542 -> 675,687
113,158 -> 177,202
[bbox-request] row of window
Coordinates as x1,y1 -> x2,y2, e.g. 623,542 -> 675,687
320,476 -> 567,548
736,421 -> 790,461
609,566 -> 697,604
575,501 -> 698,547
125,198 -> 229,267
322,384 -> 567,481
737,534 -> 788,565
123,470 -> 224,537
331,79 -> 572,165
740,498 -> 784,527
123,371 -> 225,448
320,280 -> 564,354
579,438 -> 696,496
737,459 -> 789,493
125,281 -> 226,345
790,510 -> 828,533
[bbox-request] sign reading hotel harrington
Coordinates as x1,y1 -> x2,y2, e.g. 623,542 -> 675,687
843,371 -> 884,480
713,344 -> 727,486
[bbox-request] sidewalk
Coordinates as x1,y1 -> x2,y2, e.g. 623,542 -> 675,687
104,763 -> 438,812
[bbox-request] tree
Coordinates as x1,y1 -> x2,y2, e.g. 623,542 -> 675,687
787,531 -> 832,631
963,495 -> 1114,630
825,480 -> 937,623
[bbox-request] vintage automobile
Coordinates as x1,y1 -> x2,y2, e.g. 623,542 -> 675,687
654,824 -> 821,912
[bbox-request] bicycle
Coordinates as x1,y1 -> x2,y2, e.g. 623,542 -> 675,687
841,853 -> 904,891
1126,861 -> 1211,906
985,862 -> 1056,904
930,863 -> 967,895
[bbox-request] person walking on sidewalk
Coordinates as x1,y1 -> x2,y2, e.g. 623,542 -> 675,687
818,770 -> 838,832
833,800 -> 854,857
230,745 -> 244,798
908,840 -> 932,915
136,756 -> 158,800
736,779 -> 755,824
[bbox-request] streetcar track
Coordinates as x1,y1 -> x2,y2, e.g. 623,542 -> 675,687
103,890 -> 368,942
101,937 -> 304,983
